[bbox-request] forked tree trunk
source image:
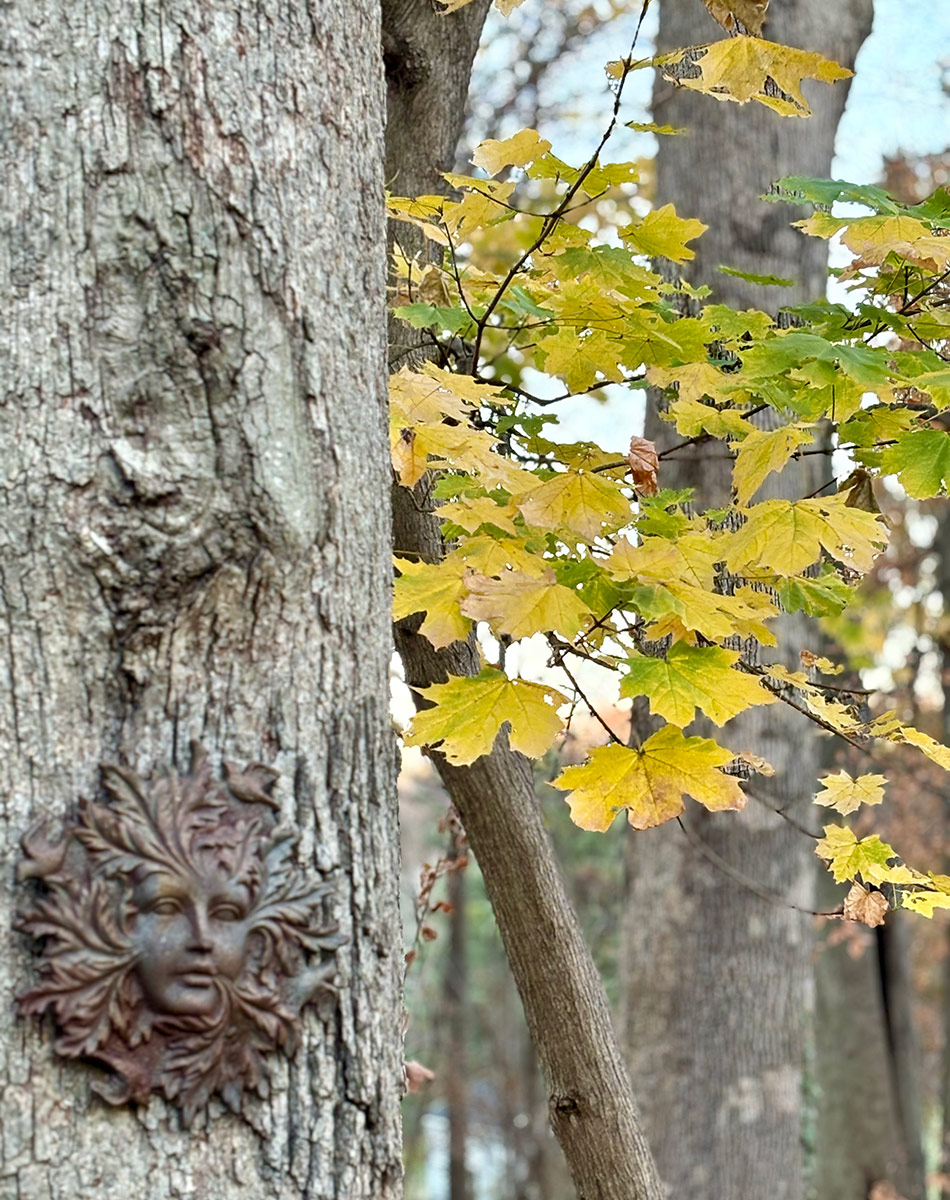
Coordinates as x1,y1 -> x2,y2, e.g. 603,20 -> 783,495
1,2 -> 402,1196
619,3 -> 873,1198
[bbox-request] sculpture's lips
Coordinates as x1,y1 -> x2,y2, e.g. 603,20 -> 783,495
177,970 -> 215,985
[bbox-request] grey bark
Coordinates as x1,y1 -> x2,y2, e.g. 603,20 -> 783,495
383,5 -> 663,1192
619,4 -> 873,1198
1,2 -> 402,1197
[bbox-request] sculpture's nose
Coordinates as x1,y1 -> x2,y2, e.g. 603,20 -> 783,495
185,903 -> 213,954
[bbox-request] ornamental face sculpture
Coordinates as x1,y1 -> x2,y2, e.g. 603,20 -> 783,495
16,747 -> 342,1125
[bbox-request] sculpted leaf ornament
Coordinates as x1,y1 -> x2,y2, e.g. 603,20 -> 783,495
16,746 -> 342,1125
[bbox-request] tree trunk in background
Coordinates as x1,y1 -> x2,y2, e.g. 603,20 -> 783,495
1,3 -> 402,1196
620,4 -> 873,1198
384,4 -> 663,1194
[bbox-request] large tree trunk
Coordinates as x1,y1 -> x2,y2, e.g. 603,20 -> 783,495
383,3 -> 663,1195
619,4 -> 873,1198
1,2 -> 402,1197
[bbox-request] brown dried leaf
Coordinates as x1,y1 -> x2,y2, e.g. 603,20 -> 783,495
405,1060 -> 436,1094
701,0 -> 769,35
627,436 -> 659,496
843,882 -> 888,928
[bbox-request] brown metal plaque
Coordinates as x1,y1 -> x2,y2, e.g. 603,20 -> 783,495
15,746 -> 342,1124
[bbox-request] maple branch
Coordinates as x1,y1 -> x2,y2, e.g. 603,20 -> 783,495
676,814 -> 842,918
468,1 -> 653,372
546,635 -> 623,745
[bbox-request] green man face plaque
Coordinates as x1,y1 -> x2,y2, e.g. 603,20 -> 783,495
16,747 -> 342,1124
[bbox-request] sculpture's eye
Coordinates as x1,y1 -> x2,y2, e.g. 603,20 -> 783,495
148,898 -> 182,917
210,902 -> 245,922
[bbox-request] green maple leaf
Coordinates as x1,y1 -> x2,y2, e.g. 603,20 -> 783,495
553,725 -> 745,832
880,429 -> 950,498
621,642 -> 775,727
404,669 -> 566,765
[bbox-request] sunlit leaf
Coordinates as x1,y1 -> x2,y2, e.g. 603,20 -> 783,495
554,726 -> 745,832
621,642 -> 775,727
403,669 -> 566,765
814,771 -> 886,816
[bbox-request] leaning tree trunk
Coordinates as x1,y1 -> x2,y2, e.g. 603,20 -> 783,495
1,2 -> 402,1197
618,3 -> 873,1198
383,2 -> 663,1196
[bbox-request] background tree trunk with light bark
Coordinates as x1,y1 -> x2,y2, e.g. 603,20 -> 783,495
619,4 -> 874,1198
0,2 -> 402,1197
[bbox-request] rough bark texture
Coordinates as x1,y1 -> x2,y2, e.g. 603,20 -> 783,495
619,4 -> 873,1198
1,3 -> 402,1197
382,3 -> 662,1194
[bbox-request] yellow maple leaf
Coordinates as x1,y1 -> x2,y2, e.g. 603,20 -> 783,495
724,495 -> 887,576
472,129 -> 552,175
516,471 -> 632,540
443,181 -> 516,238
895,725 -> 950,770
814,770 -> 886,816
447,536 -> 548,579
554,726 -> 745,832
621,642 -> 775,727
620,204 -> 708,263
435,495 -> 519,536
393,557 -> 471,649
798,214 -> 950,271
657,36 -> 852,117
409,422 -> 530,493
609,532 -> 723,590
460,567 -> 592,640
732,424 -> 814,505
403,668 -> 566,765
902,889 -> 950,917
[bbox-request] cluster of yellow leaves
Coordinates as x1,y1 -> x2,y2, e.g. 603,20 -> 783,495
389,87 -> 950,927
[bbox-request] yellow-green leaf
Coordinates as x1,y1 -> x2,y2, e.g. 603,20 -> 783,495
814,824 -> 897,885
724,496 -> 887,576
621,204 -> 707,263
393,556 -> 471,649
621,642 -> 775,727
404,668 -> 566,765
460,568 -> 592,640
814,770 -> 886,816
554,725 -> 745,832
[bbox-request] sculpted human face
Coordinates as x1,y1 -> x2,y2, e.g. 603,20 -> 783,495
129,870 -> 252,1017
